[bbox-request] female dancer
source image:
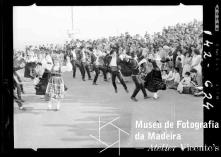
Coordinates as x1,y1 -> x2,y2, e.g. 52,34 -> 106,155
143,58 -> 166,99
45,55 -> 72,111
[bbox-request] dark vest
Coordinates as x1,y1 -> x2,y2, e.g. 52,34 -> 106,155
128,58 -> 139,75
75,48 -> 82,61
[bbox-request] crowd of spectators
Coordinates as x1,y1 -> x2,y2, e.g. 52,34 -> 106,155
14,19 -> 203,99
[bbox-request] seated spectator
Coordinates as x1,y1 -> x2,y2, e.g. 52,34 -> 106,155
177,72 -> 191,93
189,68 -> 203,96
165,67 -> 174,88
169,67 -> 181,89
161,70 -> 168,83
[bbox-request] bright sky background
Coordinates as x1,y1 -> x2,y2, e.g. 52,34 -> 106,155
13,5 -> 202,50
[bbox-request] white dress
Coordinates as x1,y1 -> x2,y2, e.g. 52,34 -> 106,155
191,55 -> 202,75
182,57 -> 192,77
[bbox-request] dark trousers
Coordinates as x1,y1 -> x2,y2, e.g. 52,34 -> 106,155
71,60 -> 85,79
82,62 -> 91,79
111,70 -> 127,91
131,75 -> 147,98
93,65 -> 107,83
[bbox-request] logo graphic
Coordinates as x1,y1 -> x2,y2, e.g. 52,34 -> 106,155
90,116 -> 129,156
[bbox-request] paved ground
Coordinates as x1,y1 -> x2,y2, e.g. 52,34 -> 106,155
14,69 -> 203,149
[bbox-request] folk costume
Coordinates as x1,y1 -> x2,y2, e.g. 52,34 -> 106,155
45,55 -> 72,111
108,48 -> 128,93
127,54 -> 148,102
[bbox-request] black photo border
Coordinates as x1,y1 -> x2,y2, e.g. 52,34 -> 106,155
1,0 -> 220,155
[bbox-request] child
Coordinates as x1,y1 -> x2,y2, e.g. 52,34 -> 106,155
161,70 -> 168,83
169,67 -> 180,89
177,72 -> 191,93
165,67 -> 174,88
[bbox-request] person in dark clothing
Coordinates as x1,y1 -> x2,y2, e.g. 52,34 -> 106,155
127,53 -> 148,102
81,46 -> 92,80
35,69 -> 51,95
92,63 -> 108,84
71,46 -> 87,81
144,59 -> 166,99
92,46 -> 108,85
108,47 -> 128,93
175,57 -> 183,77
172,46 -> 181,67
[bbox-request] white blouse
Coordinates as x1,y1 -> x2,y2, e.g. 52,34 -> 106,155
191,55 -> 202,74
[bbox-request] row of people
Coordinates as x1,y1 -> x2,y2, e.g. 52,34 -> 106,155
13,19 -> 203,110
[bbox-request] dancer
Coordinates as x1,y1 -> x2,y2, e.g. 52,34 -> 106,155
13,74 -> 24,110
81,45 -> 92,80
127,52 -> 148,102
45,55 -> 72,111
144,59 -> 166,99
71,44 -> 86,81
24,49 -> 37,79
108,46 -> 128,93
14,53 -> 26,94
92,45 -> 107,85
13,57 -> 26,107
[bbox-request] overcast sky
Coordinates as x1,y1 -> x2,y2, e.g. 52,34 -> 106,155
13,5 -> 202,50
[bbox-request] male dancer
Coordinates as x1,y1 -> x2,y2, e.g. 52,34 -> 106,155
71,44 -> 86,81
127,52 -> 149,102
70,46 -> 77,78
81,45 -> 92,80
92,45 -> 107,85
108,45 -> 128,93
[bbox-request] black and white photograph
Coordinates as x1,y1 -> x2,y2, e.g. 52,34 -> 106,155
1,1 -> 220,154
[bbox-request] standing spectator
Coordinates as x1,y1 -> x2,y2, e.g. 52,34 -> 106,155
176,50 -> 184,68
175,57 -> 183,77
182,52 -> 192,77
191,48 -> 202,75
